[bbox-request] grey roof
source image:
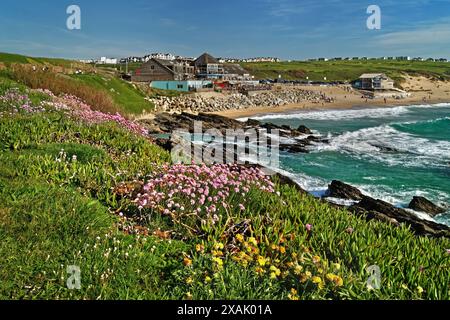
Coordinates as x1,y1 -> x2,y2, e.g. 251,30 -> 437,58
195,53 -> 219,65
359,73 -> 387,79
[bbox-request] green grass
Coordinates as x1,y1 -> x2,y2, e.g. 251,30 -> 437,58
0,52 -> 74,68
70,74 -> 154,115
241,60 -> 450,83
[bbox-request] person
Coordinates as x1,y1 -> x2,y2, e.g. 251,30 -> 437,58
384,98 -> 387,104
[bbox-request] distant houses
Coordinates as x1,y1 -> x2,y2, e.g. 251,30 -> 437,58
131,52 -> 252,86
219,57 -> 281,63
79,57 -> 117,64
131,58 -> 195,82
354,73 -> 395,91
305,56 -> 449,62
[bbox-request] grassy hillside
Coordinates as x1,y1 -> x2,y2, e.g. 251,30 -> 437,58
0,52 -> 75,68
0,52 -> 154,116
241,60 -> 450,82
0,78 -> 449,300
70,74 -> 154,114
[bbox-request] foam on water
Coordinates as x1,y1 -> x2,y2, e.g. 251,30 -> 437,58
310,124 -> 450,167
239,102 -> 450,123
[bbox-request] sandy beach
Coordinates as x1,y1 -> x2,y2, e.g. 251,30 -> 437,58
213,76 -> 450,119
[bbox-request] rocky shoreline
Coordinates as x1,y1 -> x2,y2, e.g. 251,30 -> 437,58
148,88 -> 334,113
325,180 -> 449,238
139,112 -> 450,238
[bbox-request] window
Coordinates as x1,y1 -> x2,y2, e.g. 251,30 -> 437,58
177,84 -> 184,89
150,65 -> 155,70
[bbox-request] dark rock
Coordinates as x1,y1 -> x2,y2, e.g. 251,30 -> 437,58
280,143 -> 309,154
325,180 -> 364,201
370,144 -> 398,153
408,196 -> 446,217
154,138 -> 173,151
350,196 -> 450,238
245,119 -> 261,127
297,125 -> 313,135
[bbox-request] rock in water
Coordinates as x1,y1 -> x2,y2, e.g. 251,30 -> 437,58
408,196 -> 446,217
351,196 -> 450,238
325,180 -> 364,201
297,125 -> 313,135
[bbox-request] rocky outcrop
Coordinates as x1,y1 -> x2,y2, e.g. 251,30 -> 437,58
297,125 -> 313,135
323,180 -> 450,238
140,112 -> 325,155
325,180 -> 364,201
408,196 -> 446,217
350,196 -> 450,238
148,89 -> 334,113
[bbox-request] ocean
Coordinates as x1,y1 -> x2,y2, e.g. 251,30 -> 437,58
244,103 -> 450,226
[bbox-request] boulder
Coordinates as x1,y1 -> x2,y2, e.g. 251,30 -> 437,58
325,180 -> 364,201
297,125 -> 313,135
408,196 -> 446,217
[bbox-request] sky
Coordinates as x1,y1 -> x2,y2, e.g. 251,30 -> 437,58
0,0 -> 449,60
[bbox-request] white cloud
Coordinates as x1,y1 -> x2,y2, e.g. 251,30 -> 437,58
375,22 -> 450,46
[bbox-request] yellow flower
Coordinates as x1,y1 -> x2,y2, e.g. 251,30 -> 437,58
212,250 -> 224,257
401,284 -> 408,290
279,246 -> 286,254
332,263 -> 341,271
312,255 -> 321,264
417,286 -> 424,294
292,252 -> 298,259
248,237 -> 258,246
205,276 -> 212,283
334,276 -> 344,287
183,257 -> 192,267
212,257 -> 223,267
214,242 -> 224,250
185,292 -> 193,300
255,267 -> 265,275
236,234 -> 244,243
288,288 -> 299,300
312,276 -> 322,284
270,272 -> 278,279
186,277 -> 194,285
257,256 -> 268,267
326,273 -> 344,287
326,273 -> 336,281
294,265 -> 303,275
270,265 -> 281,276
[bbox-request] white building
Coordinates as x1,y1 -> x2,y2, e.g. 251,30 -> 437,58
99,57 -> 118,64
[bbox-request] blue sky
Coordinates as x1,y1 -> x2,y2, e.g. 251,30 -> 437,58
0,0 -> 449,60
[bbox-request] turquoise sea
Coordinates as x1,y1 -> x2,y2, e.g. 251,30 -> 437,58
245,103 -> 450,226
